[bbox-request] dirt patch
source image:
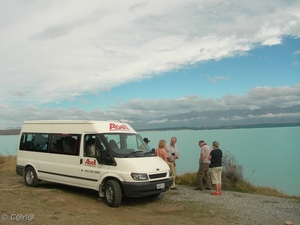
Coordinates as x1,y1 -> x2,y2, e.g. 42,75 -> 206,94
0,172 -> 234,225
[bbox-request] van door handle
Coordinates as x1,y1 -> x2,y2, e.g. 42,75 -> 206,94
80,158 -> 83,164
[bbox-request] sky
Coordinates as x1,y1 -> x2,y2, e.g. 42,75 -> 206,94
0,0 -> 300,130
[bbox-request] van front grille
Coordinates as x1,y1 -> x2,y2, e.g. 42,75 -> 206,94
149,173 -> 167,179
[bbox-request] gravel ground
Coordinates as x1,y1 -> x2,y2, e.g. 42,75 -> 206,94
164,185 -> 300,225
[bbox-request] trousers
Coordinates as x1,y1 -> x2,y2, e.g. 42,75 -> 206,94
196,162 -> 211,189
167,161 -> 176,188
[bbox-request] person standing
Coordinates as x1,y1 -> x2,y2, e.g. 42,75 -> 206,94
195,140 -> 212,191
208,141 -> 223,195
155,140 -> 169,162
165,137 -> 179,190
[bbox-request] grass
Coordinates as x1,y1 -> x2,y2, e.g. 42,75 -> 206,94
0,154 -> 16,172
1,153 -> 299,202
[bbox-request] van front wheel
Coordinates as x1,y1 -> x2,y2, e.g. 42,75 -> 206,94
24,166 -> 39,187
104,180 -> 122,207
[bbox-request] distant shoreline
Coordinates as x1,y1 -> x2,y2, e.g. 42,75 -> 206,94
136,122 -> 300,132
1,122 -> 300,135
0,129 -> 20,135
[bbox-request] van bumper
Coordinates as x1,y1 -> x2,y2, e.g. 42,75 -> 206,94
121,178 -> 173,197
16,165 -> 24,176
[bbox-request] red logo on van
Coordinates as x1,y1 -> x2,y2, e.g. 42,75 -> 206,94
109,123 -> 130,131
85,159 -> 96,166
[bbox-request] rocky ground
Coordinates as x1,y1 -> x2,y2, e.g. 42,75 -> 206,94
167,185 -> 300,225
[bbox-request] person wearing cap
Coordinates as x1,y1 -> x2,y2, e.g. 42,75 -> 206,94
165,137 -> 179,190
143,138 -> 150,145
139,137 -> 151,151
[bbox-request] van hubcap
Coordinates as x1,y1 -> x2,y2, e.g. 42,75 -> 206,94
106,187 -> 113,202
26,171 -> 34,184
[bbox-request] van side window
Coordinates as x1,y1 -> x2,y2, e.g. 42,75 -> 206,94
34,134 -> 49,150
50,134 -> 80,155
85,135 -> 96,157
19,133 -> 49,152
84,135 -> 106,158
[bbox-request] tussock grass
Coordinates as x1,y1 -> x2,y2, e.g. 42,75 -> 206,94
0,154 -> 16,172
176,172 -> 197,185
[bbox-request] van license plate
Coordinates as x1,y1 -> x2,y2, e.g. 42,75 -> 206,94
156,183 -> 165,189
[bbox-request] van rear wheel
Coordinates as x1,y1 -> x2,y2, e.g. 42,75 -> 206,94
104,180 -> 122,207
24,166 -> 39,187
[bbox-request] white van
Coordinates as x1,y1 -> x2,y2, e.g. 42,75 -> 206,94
16,120 -> 172,207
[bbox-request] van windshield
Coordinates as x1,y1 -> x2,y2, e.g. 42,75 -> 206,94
101,133 -> 153,158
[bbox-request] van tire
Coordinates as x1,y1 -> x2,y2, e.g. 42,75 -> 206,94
24,166 -> 39,187
104,180 -> 122,207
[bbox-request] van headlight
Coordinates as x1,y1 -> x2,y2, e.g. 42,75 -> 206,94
131,173 -> 148,181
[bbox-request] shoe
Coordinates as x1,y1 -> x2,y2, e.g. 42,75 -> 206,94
211,191 -> 221,195
205,187 -> 212,190
194,187 -> 203,191
170,187 -> 178,190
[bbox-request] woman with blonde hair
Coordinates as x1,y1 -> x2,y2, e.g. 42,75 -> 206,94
155,139 -> 169,162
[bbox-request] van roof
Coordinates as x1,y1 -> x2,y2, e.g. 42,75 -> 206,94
23,120 -> 115,124
21,120 -> 136,134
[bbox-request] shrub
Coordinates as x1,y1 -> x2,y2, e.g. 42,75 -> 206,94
222,151 -> 246,190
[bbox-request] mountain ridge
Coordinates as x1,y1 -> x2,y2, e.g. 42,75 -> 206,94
1,105 -> 299,134
129,105 -> 300,130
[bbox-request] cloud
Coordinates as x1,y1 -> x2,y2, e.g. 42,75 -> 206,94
0,1 -> 300,129
246,112 -> 300,119
206,75 -> 229,84
128,2 -> 146,12
293,50 -> 300,57
217,112 -> 300,121
9,90 -> 28,97
1,83 -> 299,129
108,83 -> 300,119
1,1 -> 300,107
223,84 -> 300,109
148,118 -> 168,124
293,49 -> 300,66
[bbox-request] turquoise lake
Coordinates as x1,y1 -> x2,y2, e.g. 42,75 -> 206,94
1,126 -> 299,196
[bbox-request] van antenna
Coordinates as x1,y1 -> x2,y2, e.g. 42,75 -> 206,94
105,113 -> 122,123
